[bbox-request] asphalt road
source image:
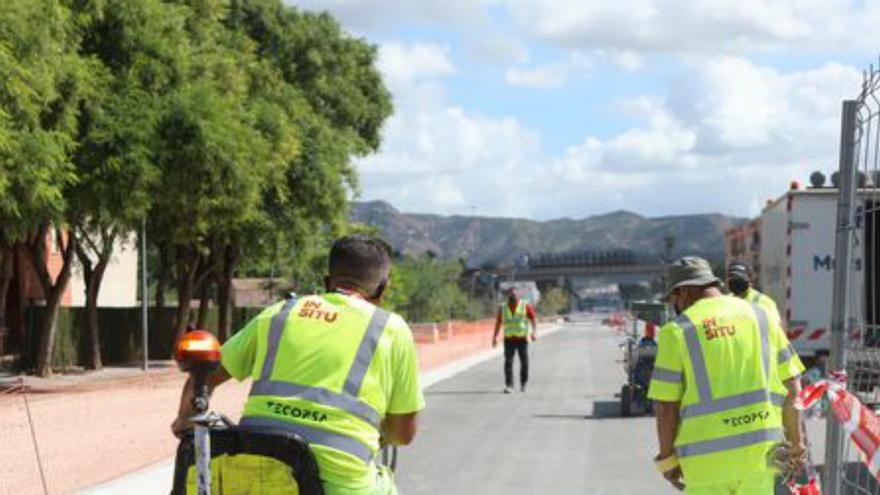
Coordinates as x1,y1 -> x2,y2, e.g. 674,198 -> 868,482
395,317 -> 679,495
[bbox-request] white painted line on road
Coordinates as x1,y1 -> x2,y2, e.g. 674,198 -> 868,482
77,323 -> 566,494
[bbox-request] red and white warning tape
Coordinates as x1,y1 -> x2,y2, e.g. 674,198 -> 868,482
798,371 -> 880,482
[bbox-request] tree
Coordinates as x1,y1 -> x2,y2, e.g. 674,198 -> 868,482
63,0 -> 189,369
387,255 -> 477,323
201,0 -> 393,339
537,287 -> 570,316
0,0 -> 91,376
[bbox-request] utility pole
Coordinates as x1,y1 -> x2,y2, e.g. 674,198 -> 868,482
141,218 -> 149,372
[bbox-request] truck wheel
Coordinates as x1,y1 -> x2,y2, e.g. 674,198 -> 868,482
620,385 -> 632,417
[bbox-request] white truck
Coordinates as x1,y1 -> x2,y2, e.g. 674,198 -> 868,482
759,186 -> 877,368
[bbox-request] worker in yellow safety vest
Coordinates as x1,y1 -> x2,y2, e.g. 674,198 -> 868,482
648,256 -> 806,494
726,261 -> 781,323
492,287 -> 537,393
172,235 -> 425,495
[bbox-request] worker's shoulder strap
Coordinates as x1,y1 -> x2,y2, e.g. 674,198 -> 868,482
750,290 -> 762,304
258,296 -> 301,382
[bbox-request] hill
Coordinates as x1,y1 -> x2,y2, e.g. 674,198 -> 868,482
350,201 -> 741,266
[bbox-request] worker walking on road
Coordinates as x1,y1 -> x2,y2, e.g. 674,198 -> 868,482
648,256 -> 806,494
172,235 -> 425,495
492,288 -> 537,393
726,261 -> 780,320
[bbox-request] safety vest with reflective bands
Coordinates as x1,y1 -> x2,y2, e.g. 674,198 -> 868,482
741,287 -> 781,324
502,300 -> 529,338
237,294 -> 399,491
648,296 -> 792,487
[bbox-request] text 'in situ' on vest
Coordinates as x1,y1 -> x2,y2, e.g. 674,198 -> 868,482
702,317 -> 737,341
299,300 -> 340,324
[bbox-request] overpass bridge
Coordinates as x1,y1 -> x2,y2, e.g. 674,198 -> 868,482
486,249 -> 667,309
496,249 -> 666,286
508,262 -> 666,285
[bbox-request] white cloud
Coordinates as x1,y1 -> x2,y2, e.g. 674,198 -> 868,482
467,37 -> 530,65
608,50 -> 644,72
291,0 -> 497,31
535,58 -> 862,217
361,52 -> 861,219
504,54 -> 592,89
506,0 -> 880,54
505,65 -> 569,89
358,42 -> 542,217
377,43 -> 456,85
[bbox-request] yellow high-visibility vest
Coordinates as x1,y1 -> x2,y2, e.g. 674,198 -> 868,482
237,294 -> 397,490
502,300 -> 529,338
648,296 -> 804,487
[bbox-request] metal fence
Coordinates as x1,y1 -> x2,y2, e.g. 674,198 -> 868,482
827,63 -> 880,495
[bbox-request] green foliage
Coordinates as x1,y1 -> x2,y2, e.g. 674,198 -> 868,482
0,0 -> 394,368
227,0 -> 393,287
537,287 -> 570,316
384,255 -> 488,323
0,0 -> 85,241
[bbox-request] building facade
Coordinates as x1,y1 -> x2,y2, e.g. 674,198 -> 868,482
724,218 -> 762,285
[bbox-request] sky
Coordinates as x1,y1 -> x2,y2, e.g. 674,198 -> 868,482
291,0 -> 878,221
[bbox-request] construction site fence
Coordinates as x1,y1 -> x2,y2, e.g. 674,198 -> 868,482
827,62 -> 880,495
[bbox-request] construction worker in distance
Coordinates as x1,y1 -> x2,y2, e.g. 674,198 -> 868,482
171,234 -> 425,495
648,256 -> 806,494
492,287 -> 537,393
726,261 -> 780,322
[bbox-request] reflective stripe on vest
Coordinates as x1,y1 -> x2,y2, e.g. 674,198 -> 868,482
652,367 -> 683,384
778,344 -> 795,364
750,292 -> 761,304
247,297 -> 391,460
239,415 -> 376,464
677,428 -> 784,458
674,304 -> 783,457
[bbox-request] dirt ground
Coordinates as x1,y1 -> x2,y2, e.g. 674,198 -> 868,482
0,321 -> 497,495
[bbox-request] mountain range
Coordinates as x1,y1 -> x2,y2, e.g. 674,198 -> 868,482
350,200 -> 742,267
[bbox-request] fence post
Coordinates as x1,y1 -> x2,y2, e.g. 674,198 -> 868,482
824,99 -> 859,495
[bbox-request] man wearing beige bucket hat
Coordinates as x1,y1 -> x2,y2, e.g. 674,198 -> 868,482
648,256 -> 806,494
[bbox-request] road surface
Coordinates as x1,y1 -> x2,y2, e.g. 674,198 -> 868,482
395,316 -> 678,495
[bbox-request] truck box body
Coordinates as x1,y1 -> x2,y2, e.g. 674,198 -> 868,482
759,189 -> 851,360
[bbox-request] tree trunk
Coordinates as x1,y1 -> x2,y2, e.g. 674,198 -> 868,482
0,245 -> 14,354
172,246 -> 200,349
74,231 -> 113,371
196,280 -> 210,329
217,244 -> 240,341
29,226 -> 76,377
217,275 -> 232,341
9,245 -> 26,364
35,287 -> 64,377
84,258 -> 109,370
154,244 -> 172,350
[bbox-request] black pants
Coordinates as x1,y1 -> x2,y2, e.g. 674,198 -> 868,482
503,339 -> 529,387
